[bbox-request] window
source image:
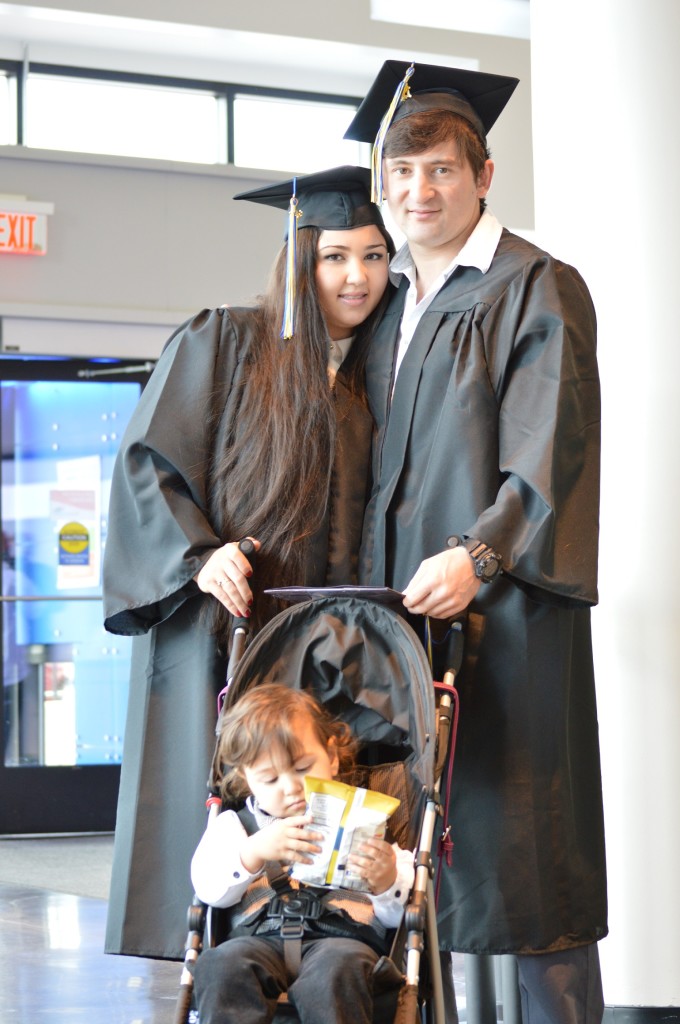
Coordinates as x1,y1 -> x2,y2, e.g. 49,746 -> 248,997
1,62 -> 364,172
1,365 -> 147,768
25,72 -> 226,164
233,93 -> 361,173
0,68 -> 18,146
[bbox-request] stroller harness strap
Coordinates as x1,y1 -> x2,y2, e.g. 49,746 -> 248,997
220,806 -> 390,979
222,808 -> 391,979
225,870 -> 389,975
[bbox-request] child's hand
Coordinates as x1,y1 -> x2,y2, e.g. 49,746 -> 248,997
240,814 -> 323,874
347,837 -> 397,895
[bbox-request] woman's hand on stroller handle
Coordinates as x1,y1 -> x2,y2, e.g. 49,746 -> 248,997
194,537 -> 261,618
240,814 -> 324,874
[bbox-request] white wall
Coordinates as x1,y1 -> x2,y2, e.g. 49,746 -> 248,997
0,149 -> 281,355
531,0 -> 680,1010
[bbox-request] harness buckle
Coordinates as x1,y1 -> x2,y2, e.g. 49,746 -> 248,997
267,890 -> 322,928
267,890 -> 323,982
280,919 -> 305,941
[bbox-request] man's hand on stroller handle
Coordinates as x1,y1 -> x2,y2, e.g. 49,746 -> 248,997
347,837 -> 398,895
240,814 -> 324,874
402,547 -> 480,620
195,538 -> 261,618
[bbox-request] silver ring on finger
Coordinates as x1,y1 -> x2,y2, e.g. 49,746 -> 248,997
217,577 -> 228,590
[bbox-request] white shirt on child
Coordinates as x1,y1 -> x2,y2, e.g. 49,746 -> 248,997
191,803 -> 414,930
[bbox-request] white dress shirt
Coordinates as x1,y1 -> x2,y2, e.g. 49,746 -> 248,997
191,801 -> 414,929
390,209 -> 503,380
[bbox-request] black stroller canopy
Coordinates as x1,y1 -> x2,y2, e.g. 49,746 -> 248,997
225,596 -> 435,793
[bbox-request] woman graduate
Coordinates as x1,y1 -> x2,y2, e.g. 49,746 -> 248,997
102,166 -> 395,960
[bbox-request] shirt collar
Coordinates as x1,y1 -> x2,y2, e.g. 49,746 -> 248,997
389,209 -> 503,287
327,335 -> 354,382
248,795 -> 280,829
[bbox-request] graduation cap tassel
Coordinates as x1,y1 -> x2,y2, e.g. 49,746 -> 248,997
371,62 -> 415,204
280,185 -> 301,340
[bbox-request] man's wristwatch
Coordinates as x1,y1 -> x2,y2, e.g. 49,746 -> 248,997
447,535 -> 503,584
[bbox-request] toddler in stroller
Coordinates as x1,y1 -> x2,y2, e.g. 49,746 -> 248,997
177,593 -> 453,1024
190,682 -> 414,1024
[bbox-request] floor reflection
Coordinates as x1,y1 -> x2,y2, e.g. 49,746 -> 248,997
0,882 -> 180,1023
0,878 -> 468,1022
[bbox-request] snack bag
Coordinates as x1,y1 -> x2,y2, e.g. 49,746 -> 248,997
291,776 -> 400,891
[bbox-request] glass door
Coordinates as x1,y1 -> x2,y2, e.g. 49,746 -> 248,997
0,355 -> 151,833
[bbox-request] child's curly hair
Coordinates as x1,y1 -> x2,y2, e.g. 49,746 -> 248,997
217,683 -> 358,804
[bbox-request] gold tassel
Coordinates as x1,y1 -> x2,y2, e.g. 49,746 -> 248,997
371,63 -> 415,204
281,190 -> 302,340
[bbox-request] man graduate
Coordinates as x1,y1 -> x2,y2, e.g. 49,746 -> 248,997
346,62 -> 607,1023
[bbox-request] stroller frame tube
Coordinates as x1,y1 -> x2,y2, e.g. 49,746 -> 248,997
399,797 -> 445,1024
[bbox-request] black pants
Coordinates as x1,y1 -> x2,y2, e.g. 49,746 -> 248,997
438,945 -> 603,1024
193,935 -> 381,1024
516,944 -> 604,1024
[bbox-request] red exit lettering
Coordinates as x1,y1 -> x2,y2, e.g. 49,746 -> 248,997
0,212 -> 43,255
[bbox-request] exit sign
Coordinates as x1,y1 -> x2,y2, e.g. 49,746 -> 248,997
0,196 -> 55,256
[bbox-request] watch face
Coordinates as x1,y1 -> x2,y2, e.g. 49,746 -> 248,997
479,554 -> 500,580
460,538 -> 502,581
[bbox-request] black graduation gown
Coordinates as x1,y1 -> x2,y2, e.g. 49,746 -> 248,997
103,307 -> 372,959
360,230 -> 608,954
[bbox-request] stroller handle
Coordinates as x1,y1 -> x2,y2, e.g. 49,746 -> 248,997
443,619 -> 464,681
225,537 -> 258,679
230,537 -> 257,629
237,536 -> 257,564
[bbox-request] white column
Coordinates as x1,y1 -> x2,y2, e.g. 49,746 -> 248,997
530,0 -> 680,1010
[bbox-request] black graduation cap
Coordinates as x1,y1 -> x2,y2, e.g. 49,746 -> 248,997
233,166 -> 386,339
233,165 -> 385,233
344,60 -> 519,146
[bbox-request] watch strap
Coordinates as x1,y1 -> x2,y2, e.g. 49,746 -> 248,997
446,535 -> 502,583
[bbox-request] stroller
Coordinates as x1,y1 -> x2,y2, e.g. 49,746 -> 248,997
174,587 -> 462,1024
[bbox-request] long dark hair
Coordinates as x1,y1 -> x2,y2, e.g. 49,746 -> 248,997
208,222 -> 394,641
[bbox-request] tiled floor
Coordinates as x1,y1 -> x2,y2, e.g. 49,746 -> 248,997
0,881 -> 181,1023
0,875 -> 468,1023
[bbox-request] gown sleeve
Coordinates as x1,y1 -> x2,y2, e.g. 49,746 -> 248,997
470,257 -> 601,606
103,308 -> 244,634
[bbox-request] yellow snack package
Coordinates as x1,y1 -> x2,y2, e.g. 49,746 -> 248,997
291,776 -> 400,891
